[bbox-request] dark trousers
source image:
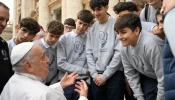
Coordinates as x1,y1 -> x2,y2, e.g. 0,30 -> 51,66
140,74 -> 158,100
90,71 -> 125,100
64,80 -> 92,100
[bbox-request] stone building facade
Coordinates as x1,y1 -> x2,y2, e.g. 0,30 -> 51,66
13,0 -> 130,37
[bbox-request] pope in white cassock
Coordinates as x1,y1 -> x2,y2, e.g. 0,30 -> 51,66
0,42 -> 88,100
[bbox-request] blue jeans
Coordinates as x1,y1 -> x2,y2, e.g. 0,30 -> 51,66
140,74 -> 158,100
91,71 -> 125,100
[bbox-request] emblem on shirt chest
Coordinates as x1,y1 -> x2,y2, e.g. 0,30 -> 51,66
99,31 -> 108,52
74,41 -> 85,56
132,55 -> 145,72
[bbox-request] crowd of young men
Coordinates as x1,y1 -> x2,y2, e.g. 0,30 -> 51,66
1,0 -> 175,100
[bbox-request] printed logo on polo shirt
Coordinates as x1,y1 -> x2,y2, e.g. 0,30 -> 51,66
99,31 -> 108,52
132,55 -> 145,72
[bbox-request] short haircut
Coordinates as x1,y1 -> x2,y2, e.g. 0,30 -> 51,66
0,2 -> 9,10
64,18 -> 75,27
113,2 -> 138,14
77,10 -> 94,24
89,0 -> 109,10
115,13 -> 142,33
47,20 -> 64,35
19,17 -> 40,35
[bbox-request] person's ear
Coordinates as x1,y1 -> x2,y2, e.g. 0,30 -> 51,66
45,30 -> 49,35
105,5 -> 109,11
75,19 -> 78,23
16,26 -> 20,33
135,27 -> 140,36
24,61 -> 33,73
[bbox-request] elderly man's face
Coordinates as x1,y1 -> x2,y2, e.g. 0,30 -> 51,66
0,6 -> 9,34
30,44 -> 50,78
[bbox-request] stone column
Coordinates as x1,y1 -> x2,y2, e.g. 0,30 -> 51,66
13,0 -> 17,37
21,0 -> 31,18
61,0 -> 67,23
66,0 -> 83,19
39,0 -> 50,30
108,0 -> 119,18
53,12 -> 57,20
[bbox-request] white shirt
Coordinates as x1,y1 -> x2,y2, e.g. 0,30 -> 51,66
0,73 -> 88,100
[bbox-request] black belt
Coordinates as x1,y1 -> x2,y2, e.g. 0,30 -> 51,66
76,78 -> 88,81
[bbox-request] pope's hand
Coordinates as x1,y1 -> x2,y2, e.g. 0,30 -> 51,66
60,72 -> 78,88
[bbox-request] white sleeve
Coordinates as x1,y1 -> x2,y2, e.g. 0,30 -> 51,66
49,82 -> 64,94
78,96 -> 88,100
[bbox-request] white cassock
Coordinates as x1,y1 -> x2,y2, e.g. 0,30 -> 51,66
0,73 -> 87,100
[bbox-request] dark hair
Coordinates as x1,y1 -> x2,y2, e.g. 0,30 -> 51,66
156,9 -> 161,17
115,13 -> 142,32
20,17 -> 40,35
64,18 -> 75,27
132,0 -> 146,9
89,0 -> 109,10
155,9 -> 162,24
0,2 -> 9,10
77,10 -> 94,24
113,2 -> 138,14
47,20 -> 64,35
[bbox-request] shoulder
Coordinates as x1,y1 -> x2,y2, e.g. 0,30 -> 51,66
141,31 -> 164,51
33,39 -> 42,44
59,32 -> 71,42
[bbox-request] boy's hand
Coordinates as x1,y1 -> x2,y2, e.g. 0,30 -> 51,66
94,74 -> 105,86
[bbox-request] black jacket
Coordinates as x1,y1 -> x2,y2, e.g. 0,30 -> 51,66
0,37 -> 13,94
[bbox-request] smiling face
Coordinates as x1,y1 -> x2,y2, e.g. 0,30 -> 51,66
92,5 -> 108,21
147,0 -> 161,8
117,27 -> 140,47
0,6 -> 9,34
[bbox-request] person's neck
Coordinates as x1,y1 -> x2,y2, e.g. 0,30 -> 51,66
98,15 -> 109,24
14,38 -> 20,45
44,38 -> 51,46
131,35 -> 139,47
74,30 -> 84,36
153,2 -> 162,9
